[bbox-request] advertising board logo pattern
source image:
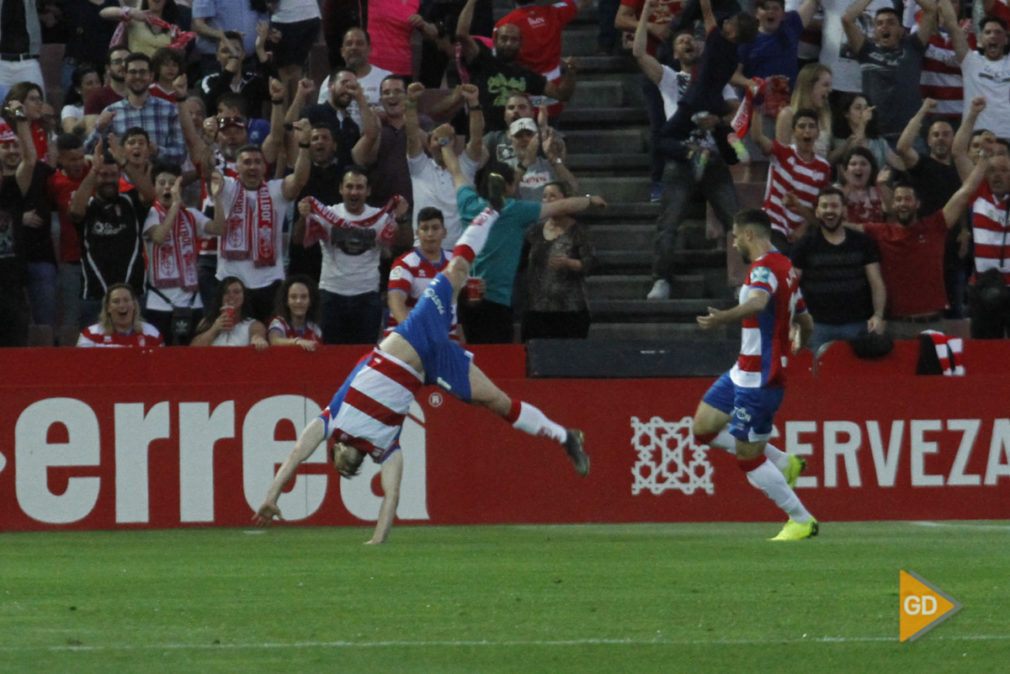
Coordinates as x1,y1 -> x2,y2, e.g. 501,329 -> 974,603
631,416 -> 714,496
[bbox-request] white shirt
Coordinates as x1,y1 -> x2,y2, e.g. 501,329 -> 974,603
318,203 -> 391,296
408,151 -> 481,247
270,0 -> 321,23
143,206 -> 209,311
961,51 -> 1010,140
215,177 -> 290,289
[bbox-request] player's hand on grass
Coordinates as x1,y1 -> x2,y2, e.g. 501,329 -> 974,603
254,501 -> 282,526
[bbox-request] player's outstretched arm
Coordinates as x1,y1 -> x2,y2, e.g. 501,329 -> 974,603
365,451 -> 403,544
254,418 -> 326,525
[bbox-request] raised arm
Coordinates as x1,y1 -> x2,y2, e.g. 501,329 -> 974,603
439,125 -> 470,190
284,77 -> 316,167
842,0 -> 874,57
455,0 -> 480,62
915,0 -> 939,46
543,57 -> 578,102
752,105 -> 774,155
262,77 -> 287,166
699,0 -> 717,34
797,0 -> 819,26
203,172 -> 227,236
633,0 -> 665,84
351,81 -> 380,167
460,83 -> 485,162
698,287 -> 770,329
953,96 -> 984,180
940,0 -> 969,63
943,154 -> 988,227
895,98 -> 936,169
539,193 -> 607,219
147,177 -> 184,244
10,102 -> 36,195
281,119 -> 312,202
70,141 -> 104,221
173,74 -> 211,170
405,82 -> 426,159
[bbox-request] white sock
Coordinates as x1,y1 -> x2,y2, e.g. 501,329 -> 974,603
509,400 -> 567,444
745,458 -> 812,522
764,442 -> 789,471
709,427 -> 736,455
452,208 -> 498,263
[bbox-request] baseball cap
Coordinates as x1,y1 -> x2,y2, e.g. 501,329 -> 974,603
0,122 -> 17,143
509,117 -> 537,137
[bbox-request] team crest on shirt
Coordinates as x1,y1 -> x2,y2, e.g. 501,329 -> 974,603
749,266 -> 772,285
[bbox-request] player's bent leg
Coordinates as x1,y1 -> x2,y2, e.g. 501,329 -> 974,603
467,362 -> 589,476
693,401 -> 732,441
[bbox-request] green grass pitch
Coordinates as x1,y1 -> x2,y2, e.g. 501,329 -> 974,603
1,522 -> 1008,673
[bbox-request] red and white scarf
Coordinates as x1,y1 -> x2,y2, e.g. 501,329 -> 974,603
110,8 -> 196,51
222,182 -> 276,267
151,202 -> 199,292
302,195 -> 403,248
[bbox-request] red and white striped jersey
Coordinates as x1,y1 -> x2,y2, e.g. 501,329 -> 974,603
385,248 -> 459,339
763,141 -> 831,238
730,251 -> 806,389
77,322 -> 164,348
919,29 -> 971,119
321,348 -> 424,462
267,316 -> 323,344
970,181 -> 1010,284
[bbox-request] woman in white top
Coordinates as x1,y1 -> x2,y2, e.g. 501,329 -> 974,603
190,276 -> 268,348
61,63 -> 102,137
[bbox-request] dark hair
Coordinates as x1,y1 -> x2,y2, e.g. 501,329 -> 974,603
342,26 -> 371,46
543,180 -> 572,198
236,144 -> 265,159
980,15 -> 1008,33
792,107 -> 820,129
64,63 -> 100,107
891,180 -> 919,198
56,132 -> 84,152
480,162 -> 515,196
196,276 -> 253,333
380,74 -> 408,90
151,161 -> 182,180
273,274 -> 320,326
732,13 -> 759,44
2,81 -> 43,125
143,0 -> 179,25
755,0 -> 785,8
842,146 -> 880,187
222,30 -> 244,45
417,206 -> 445,223
123,126 -> 150,143
832,93 -> 880,140
733,208 -> 773,236
124,52 -> 152,70
341,165 -> 369,184
874,7 -> 901,20
818,186 -> 846,203
107,45 -> 131,62
151,47 -> 184,79
217,92 -> 248,117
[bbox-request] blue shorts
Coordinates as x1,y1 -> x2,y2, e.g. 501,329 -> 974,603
701,372 -> 785,443
393,273 -> 473,401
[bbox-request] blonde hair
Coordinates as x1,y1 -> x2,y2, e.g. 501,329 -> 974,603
98,283 -> 143,334
790,63 -> 833,137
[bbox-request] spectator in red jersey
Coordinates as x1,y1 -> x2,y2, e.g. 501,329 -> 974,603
82,47 -> 131,133
850,159 -> 989,339
149,47 -> 185,103
496,0 -> 585,118
2,81 -> 50,164
751,105 -> 832,253
837,146 -> 891,226
386,206 -> 460,341
77,283 -> 164,347
267,275 -> 323,350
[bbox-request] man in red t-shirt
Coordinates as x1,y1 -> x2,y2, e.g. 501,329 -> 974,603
47,133 -> 89,338
858,157 -> 988,339
495,0 -> 585,118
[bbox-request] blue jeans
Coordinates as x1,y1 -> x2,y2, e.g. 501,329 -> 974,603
27,261 -> 58,327
652,156 -> 738,283
320,289 -> 382,345
810,321 -> 867,354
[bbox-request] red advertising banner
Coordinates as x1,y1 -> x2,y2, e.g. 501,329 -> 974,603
1,342 -> 1008,532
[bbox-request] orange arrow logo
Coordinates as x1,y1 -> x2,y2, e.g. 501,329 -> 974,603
900,570 -> 962,642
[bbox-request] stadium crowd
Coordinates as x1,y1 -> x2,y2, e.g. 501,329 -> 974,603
2,0 -> 1010,348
